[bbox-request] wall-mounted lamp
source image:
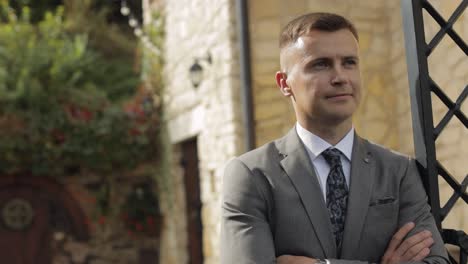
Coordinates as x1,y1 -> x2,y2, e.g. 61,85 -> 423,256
189,52 -> 212,88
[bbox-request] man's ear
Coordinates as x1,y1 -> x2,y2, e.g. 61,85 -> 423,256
275,71 -> 293,97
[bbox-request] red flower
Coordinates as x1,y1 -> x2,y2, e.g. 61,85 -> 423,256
51,129 -> 66,144
98,216 -> 106,225
65,105 -> 93,122
129,127 -> 142,136
135,222 -> 143,231
125,104 -> 145,118
80,109 -> 93,122
146,216 -> 155,226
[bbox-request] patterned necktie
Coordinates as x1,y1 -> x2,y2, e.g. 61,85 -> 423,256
322,148 -> 348,253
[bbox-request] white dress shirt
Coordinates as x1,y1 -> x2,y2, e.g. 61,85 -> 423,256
295,122 -> 354,202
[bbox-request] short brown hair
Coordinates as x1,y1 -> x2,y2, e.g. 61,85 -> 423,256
279,12 -> 359,49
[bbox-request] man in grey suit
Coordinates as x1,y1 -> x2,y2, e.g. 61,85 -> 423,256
221,13 -> 449,264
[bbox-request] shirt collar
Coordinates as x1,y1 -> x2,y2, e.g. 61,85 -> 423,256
296,122 -> 354,161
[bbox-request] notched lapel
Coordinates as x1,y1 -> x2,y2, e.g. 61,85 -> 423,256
340,136 -> 375,259
277,129 -> 337,258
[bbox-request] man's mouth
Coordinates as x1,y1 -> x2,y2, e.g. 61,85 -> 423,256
326,93 -> 353,99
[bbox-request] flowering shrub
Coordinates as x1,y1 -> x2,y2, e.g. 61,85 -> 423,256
120,183 -> 162,237
0,3 -> 160,177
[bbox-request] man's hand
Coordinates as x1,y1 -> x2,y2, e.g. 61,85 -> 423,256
277,255 -> 317,264
278,222 -> 433,264
381,222 -> 434,264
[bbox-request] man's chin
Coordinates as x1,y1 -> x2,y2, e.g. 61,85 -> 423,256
321,113 -> 354,126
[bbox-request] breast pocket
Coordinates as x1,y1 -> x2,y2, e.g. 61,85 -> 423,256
358,198 -> 399,261
369,196 -> 396,207
367,198 -> 398,222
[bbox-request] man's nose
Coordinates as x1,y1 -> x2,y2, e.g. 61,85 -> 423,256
330,66 -> 348,85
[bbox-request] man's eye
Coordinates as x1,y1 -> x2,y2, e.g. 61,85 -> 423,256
312,61 -> 329,69
344,59 -> 357,66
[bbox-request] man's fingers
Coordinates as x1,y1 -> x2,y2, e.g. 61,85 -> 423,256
277,255 -> 317,264
401,236 -> 434,260
277,255 -> 292,264
395,230 -> 432,256
412,247 -> 430,261
386,222 -> 415,253
382,222 -> 416,264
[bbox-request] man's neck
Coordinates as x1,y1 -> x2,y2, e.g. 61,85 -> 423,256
298,119 -> 353,146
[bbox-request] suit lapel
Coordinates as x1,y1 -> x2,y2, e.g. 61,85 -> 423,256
277,128 -> 337,258
340,135 -> 375,259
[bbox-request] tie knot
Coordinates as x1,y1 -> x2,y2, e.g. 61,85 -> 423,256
322,148 -> 342,167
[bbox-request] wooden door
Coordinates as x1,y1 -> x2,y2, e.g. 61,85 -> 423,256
0,186 -> 52,264
0,175 -> 89,264
181,139 -> 204,264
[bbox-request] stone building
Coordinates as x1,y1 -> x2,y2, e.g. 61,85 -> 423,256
144,0 -> 467,263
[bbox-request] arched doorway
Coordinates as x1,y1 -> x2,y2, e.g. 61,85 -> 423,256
0,174 -> 89,264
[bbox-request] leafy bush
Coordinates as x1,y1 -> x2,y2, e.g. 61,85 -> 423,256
0,2 -> 159,176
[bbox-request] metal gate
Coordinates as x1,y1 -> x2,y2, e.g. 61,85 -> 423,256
401,0 -> 467,263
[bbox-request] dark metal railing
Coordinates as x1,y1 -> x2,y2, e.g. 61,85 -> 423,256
400,0 -> 468,263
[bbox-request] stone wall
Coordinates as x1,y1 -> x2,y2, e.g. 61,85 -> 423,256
154,0 -> 243,263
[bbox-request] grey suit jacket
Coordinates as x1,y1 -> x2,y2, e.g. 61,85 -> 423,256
221,128 -> 449,264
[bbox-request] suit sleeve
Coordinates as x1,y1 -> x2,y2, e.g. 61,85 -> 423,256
221,158 -> 276,264
328,158 -> 450,264
396,158 -> 449,264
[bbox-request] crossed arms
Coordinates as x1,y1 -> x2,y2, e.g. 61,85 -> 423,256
221,157 -> 449,264
277,222 -> 435,264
